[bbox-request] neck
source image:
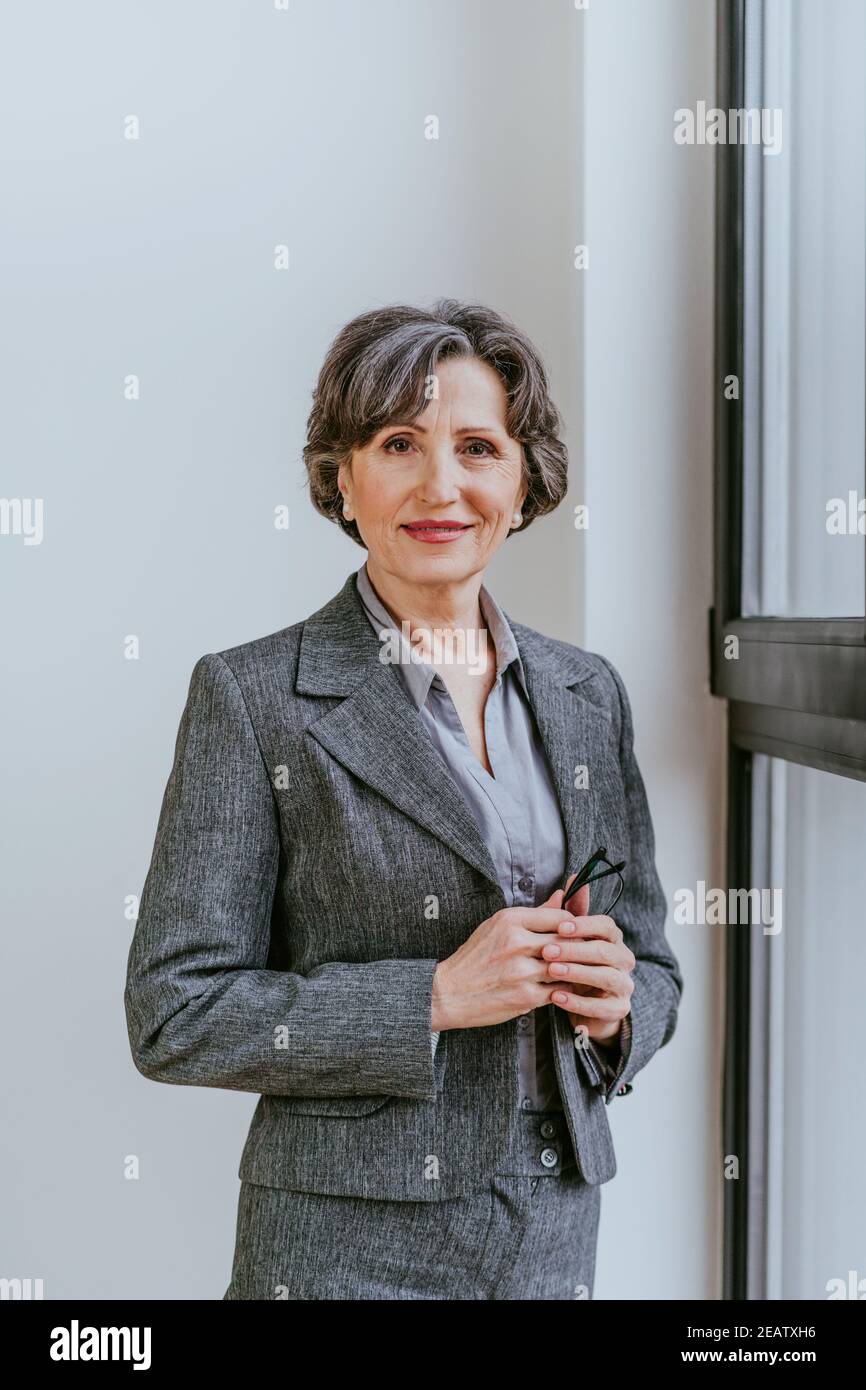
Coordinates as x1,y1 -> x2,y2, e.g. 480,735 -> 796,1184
364,558 -> 485,635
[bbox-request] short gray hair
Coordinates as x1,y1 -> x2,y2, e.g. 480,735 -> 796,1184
303,299 -> 569,547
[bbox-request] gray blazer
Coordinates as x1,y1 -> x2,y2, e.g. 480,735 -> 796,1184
124,571 -> 682,1201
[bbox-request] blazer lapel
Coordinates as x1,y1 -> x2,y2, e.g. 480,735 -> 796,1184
509,618 -> 617,1081
296,574 -> 500,887
295,573 -> 611,897
508,620 -> 613,894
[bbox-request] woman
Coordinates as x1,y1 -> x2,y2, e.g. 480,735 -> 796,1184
124,299 -> 682,1300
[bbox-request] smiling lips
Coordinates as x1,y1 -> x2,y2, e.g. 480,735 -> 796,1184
401,520 -> 473,543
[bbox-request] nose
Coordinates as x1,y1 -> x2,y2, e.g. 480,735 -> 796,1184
415,442 -> 462,507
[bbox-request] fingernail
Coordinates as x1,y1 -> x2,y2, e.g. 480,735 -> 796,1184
553,991 -> 569,1004
550,963 -> 568,975
559,922 -> 576,934
543,943 -> 562,957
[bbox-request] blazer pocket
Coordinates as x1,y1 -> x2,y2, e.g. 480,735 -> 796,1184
277,1093 -> 393,1118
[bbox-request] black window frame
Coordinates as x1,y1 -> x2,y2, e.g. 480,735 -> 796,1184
713,0 -> 866,1299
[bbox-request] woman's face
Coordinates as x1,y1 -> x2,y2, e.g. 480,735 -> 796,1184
338,355 -> 528,590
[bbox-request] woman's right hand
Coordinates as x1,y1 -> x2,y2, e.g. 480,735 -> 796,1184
431,891 -> 577,1032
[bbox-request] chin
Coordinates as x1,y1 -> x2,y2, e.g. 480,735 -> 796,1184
396,545 -> 481,582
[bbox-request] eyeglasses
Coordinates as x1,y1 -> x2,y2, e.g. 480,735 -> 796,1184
561,846 -> 627,918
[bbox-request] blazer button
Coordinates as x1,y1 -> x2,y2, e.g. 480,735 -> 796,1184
517,874 -> 534,893
540,1120 -> 557,1139
540,1147 -> 558,1168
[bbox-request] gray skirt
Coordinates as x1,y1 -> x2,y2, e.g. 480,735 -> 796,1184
223,1167 -> 601,1300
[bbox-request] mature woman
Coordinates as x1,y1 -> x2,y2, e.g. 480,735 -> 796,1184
124,299 -> 682,1301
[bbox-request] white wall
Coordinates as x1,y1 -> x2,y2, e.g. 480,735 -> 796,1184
581,0 -> 723,1299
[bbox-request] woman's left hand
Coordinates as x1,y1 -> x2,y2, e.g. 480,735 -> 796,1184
540,882 -> 635,1045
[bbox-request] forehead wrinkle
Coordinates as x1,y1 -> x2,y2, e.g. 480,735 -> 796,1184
413,392 -> 507,438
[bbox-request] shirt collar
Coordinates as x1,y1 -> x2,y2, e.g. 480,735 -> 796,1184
354,561 -> 527,710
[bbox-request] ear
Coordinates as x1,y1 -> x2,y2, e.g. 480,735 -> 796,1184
337,458 -> 355,517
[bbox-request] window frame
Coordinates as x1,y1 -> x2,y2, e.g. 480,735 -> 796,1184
713,0 -> 866,1298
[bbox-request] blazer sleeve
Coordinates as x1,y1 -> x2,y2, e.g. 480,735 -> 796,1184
124,652 -> 440,1101
594,654 -> 682,1106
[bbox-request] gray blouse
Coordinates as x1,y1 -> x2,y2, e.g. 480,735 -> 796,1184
354,562 -> 623,1109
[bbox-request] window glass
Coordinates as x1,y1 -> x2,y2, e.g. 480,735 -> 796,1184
760,757 -> 866,1298
742,0 -> 865,617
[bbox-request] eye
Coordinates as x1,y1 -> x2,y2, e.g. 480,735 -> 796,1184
463,438 -> 498,458
382,434 -> 415,454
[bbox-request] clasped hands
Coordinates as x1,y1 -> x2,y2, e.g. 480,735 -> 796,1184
542,878 -> 635,1049
430,877 -> 636,1040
